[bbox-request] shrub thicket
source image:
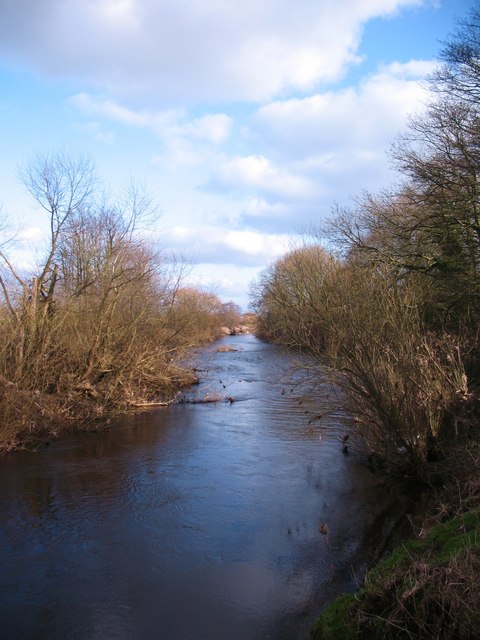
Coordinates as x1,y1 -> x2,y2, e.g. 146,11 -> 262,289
0,152 -> 239,450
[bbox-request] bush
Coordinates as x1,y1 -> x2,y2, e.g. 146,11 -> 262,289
0,152 -> 227,450
253,248 -> 469,471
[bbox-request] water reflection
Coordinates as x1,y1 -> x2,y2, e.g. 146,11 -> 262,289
0,335 -> 391,640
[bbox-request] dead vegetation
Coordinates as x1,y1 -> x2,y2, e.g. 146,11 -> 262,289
0,151 -> 241,451
350,518 -> 480,640
311,440 -> 480,640
176,393 -> 223,404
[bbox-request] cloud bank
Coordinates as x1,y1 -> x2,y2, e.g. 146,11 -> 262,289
1,0 -> 427,103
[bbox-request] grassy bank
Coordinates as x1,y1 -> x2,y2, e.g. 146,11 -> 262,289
311,509 -> 480,639
310,436 -> 480,639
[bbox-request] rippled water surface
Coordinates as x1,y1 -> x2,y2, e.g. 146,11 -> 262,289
0,335 -> 392,639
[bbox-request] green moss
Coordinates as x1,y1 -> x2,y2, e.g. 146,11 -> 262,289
368,508 -> 480,580
310,593 -> 358,640
427,508 -> 480,562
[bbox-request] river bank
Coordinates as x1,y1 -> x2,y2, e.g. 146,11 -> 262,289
0,316 -> 256,454
0,361 -> 199,453
310,435 -> 480,639
312,507 -> 480,639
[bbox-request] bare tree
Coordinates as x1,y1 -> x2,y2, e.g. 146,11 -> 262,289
0,153 -> 96,380
431,5 -> 480,107
19,150 -> 96,295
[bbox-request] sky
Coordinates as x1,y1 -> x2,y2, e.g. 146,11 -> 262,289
0,0 -> 477,310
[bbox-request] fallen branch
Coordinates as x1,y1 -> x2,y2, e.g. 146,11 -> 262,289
128,401 -> 172,407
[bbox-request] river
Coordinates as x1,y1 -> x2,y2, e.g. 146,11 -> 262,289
0,334 -> 396,639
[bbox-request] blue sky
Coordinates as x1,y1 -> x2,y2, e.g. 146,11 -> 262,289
0,0 -> 477,309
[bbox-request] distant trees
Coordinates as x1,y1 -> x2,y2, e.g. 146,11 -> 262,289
169,287 -> 224,346
219,301 -> 242,329
0,151 -> 229,450
252,244 -> 336,350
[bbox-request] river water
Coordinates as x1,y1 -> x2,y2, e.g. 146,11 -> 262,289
0,335 -> 395,640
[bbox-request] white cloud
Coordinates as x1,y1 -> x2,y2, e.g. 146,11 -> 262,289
182,263 -> 263,310
17,226 -> 43,241
379,59 -> 439,78
80,122 -> 115,144
68,93 -> 180,130
194,59 -> 433,233
209,155 -> 317,200
69,93 -> 231,148
163,225 -> 291,266
152,140 -> 203,169
94,0 -> 139,28
0,0 -> 429,103
253,62 -> 431,159
181,114 -> 232,145
0,0 -> 443,308
65,56 -> 436,244
244,198 -> 290,219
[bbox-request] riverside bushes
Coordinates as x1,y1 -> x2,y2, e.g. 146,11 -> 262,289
0,152 -> 237,451
253,250 -> 470,472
